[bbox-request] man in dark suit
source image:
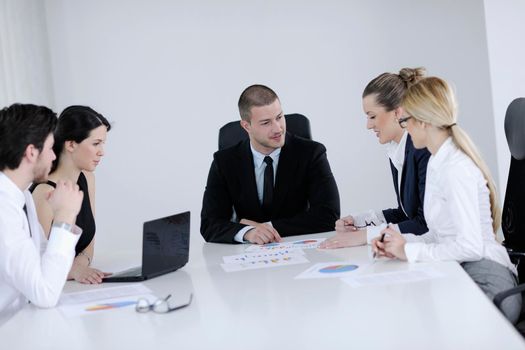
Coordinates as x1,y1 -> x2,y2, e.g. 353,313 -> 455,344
201,84 -> 340,244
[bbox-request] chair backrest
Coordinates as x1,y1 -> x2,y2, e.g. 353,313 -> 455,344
218,113 -> 312,150
503,98 -> 525,251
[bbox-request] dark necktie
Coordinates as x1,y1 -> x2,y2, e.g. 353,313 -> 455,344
262,156 -> 274,215
23,204 -> 32,237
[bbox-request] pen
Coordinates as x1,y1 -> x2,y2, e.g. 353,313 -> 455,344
373,232 -> 387,260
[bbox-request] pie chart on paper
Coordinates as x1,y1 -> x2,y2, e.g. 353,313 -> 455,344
319,264 -> 359,274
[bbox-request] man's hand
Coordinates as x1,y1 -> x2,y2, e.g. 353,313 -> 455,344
240,219 -> 282,245
47,180 -> 83,225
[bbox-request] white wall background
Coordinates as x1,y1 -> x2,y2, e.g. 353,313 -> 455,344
1,0 -> 510,254
484,0 -> 525,199
0,0 -> 54,106
43,0 -> 499,254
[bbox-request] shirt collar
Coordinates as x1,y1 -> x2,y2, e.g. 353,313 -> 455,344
385,130 -> 408,170
250,144 -> 281,169
428,137 -> 455,171
0,172 -> 26,209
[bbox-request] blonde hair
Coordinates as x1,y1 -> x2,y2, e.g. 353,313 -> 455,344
402,77 -> 501,232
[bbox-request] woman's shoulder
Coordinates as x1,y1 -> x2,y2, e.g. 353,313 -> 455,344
31,182 -> 55,203
31,182 -> 55,194
442,150 -> 483,185
80,171 -> 95,187
405,136 -> 431,161
79,170 -> 95,185
405,145 -> 431,170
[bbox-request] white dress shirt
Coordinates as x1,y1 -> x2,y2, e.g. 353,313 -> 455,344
0,172 -> 80,325
355,132 -> 408,243
403,138 -> 516,275
234,146 -> 281,243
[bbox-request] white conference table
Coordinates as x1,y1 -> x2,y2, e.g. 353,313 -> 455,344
1,231 -> 525,350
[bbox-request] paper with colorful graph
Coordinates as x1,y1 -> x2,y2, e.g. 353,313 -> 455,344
221,250 -> 309,272
58,284 -> 155,317
295,261 -> 368,279
244,238 -> 325,252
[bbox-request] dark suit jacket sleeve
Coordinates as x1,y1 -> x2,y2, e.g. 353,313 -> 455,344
200,157 -> 246,243
382,148 -> 430,235
271,144 -> 340,235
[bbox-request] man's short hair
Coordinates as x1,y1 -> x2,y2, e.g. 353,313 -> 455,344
238,84 -> 279,121
0,103 -> 57,171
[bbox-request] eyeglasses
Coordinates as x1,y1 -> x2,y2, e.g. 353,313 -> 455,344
353,220 -> 376,229
136,293 -> 193,314
398,116 -> 413,129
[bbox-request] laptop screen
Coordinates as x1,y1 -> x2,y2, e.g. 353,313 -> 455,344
141,211 -> 190,276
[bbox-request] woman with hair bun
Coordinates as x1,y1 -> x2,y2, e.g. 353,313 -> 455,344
372,76 -> 520,323
321,67 -> 431,249
31,106 -> 111,284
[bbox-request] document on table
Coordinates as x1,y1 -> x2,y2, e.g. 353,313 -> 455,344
59,284 -> 152,305
58,284 -> 155,317
223,249 -> 305,264
244,238 -> 326,252
295,261 -> 369,279
221,254 -> 309,272
341,268 -> 444,288
58,294 -> 157,317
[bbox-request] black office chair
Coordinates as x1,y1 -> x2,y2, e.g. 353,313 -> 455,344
218,113 -> 312,150
494,97 -> 525,333
502,98 -> 525,272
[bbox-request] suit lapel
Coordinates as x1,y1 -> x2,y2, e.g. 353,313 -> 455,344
390,160 -> 400,200
400,135 -> 413,206
272,133 -> 297,214
238,140 -> 264,218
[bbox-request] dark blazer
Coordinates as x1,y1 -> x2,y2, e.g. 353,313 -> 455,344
200,133 -> 340,243
383,134 -> 430,235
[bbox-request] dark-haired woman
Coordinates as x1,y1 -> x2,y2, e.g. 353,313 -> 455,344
31,106 -> 111,284
321,67 -> 430,249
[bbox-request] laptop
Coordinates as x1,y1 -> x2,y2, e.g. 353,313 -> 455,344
103,211 -> 190,282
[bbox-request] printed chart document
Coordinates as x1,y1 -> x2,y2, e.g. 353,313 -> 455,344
221,254 -> 309,272
295,261 -> 369,279
341,268 -> 444,288
245,238 -> 326,253
59,294 -> 157,317
60,284 -> 152,305
223,249 -> 305,264
58,284 -> 155,317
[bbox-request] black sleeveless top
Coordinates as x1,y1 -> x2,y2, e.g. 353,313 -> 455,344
30,172 -> 96,256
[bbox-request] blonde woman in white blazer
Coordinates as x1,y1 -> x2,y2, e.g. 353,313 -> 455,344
372,76 -> 520,324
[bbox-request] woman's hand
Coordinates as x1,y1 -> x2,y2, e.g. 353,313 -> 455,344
334,215 -> 358,233
70,264 -> 111,284
319,230 -> 367,249
371,226 -> 408,261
